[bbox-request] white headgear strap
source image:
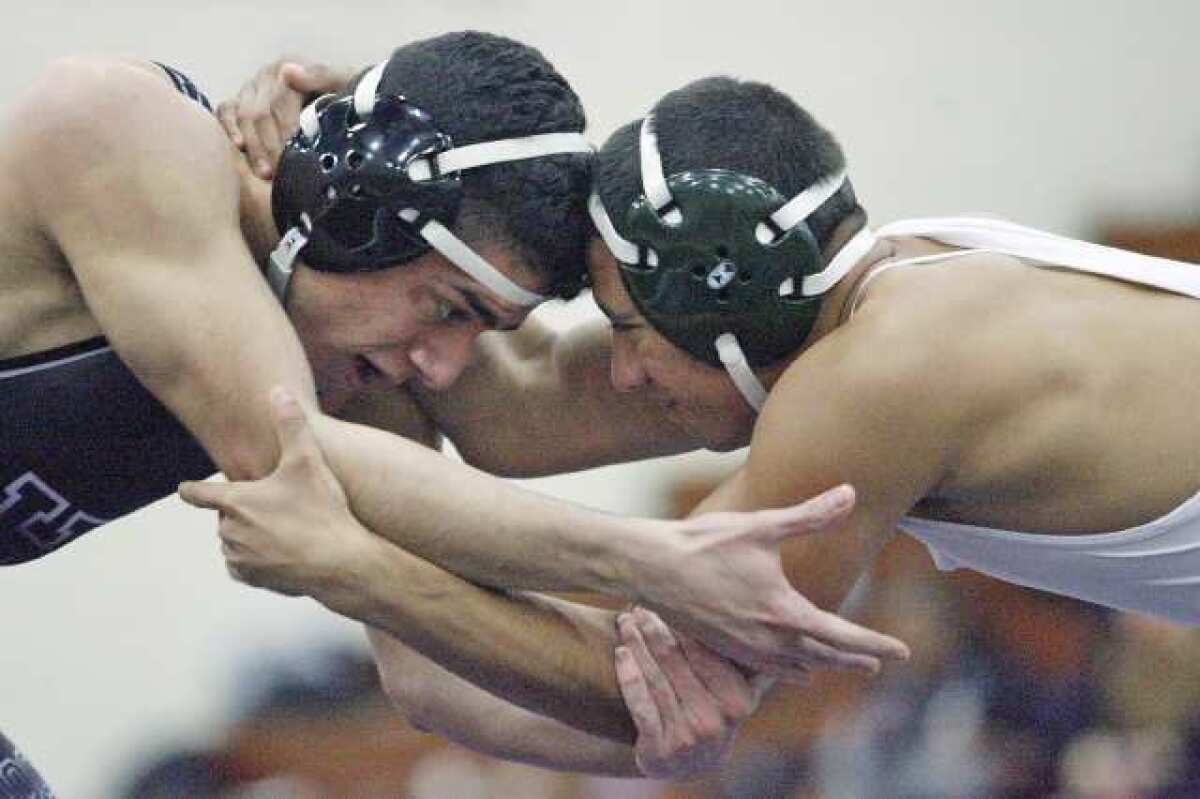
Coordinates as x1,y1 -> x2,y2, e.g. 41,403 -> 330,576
608,113 -> 872,413
272,62 -> 595,307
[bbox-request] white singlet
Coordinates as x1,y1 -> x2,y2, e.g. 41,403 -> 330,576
859,217 -> 1200,625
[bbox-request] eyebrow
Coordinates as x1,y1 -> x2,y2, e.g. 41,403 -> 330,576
463,289 -> 521,332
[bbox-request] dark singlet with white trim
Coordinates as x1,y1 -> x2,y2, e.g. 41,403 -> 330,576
0,65 -> 216,567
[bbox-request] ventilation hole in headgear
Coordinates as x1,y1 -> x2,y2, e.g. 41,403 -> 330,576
346,150 -> 364,170
319,153 -> 338,172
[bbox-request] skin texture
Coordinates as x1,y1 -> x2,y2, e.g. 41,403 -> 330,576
1,55 -> 908,773
204,60 -> 1200,777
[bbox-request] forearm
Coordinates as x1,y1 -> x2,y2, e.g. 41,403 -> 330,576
322,531 -> 637,742
367,628 -> 640,775
309,411 -> 662,597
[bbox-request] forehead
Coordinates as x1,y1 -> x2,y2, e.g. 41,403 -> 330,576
587,238 -> 638,314
435,242 -> 546,324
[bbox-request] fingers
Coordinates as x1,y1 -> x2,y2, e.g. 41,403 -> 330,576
618,613 -> 682,737
615,645 -> 663,744
759,484 -> 856,543
788,602 -> 910,663
269,387 -> 323,467
631,609 -> 723,734
673,633 -> 759,720
280,62 -> 339,94
216,101 -> 244,149
247,80 -> 284,179
178,480 -> 229,511
767,636 -> 880,677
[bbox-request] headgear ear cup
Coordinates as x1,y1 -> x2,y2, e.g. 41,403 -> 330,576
272,94 -> 461,273
620,169 -> 824,368
266,60 -> 593,304
589,114 -> 875,411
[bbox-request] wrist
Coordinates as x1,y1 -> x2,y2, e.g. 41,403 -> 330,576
310,523 -> 387,617
584,516 -> 677,602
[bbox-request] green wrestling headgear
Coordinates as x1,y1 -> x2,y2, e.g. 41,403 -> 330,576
589,115 -> 877,411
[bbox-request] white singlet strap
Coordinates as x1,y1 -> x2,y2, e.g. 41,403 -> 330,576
353,62 -> 386,119
588,193 -> 640,265
877,216 -> 1200,300
417,218 -> 546,307
715,333 -> 769,412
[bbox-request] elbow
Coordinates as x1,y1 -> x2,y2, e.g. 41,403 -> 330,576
376,664 -> 437,733
207,439 -> 277,482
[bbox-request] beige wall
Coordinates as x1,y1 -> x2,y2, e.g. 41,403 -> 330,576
3,1 -> 1199,795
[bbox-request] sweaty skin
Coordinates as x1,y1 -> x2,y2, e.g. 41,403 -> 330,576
2,55 -> 907,757
593,227 -> 1200,617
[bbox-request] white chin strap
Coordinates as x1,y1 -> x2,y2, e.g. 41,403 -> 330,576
269,60 -> 594,306
588,113 -> 876,414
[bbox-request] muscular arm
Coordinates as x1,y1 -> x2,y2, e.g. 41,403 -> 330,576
691,331 -> 953,616
366,628 -> 641,774
410,317 -> 704,476
21,57 -> 314,481
18,57 -> 641,739
20,56 -> 672,597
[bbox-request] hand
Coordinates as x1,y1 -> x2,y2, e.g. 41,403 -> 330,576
639,486 -> 910,679
217,58 -> 352,179
179,387 -> 374,599
615,607 -> 768,780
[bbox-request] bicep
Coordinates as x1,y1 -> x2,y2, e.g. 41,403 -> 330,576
69,236 -> 315,478
690,368 -> 945,611
25,62 -> 316,478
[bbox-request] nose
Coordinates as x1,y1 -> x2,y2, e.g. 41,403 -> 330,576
409,326 -> 477,391
366,348 -> 416,387
609,333 -> 648,393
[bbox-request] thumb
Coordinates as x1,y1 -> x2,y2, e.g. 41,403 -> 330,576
280,62 -> 339,95
179,479 -> 229,511
761,484 -> 855,544
269,386 -> 324,466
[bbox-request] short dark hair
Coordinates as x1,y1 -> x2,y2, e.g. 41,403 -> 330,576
367,31 -> 592,299
595,76 -> 863,254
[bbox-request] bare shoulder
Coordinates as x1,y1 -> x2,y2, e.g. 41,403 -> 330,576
745,263 -> 1006,509
11,56 -> 238,237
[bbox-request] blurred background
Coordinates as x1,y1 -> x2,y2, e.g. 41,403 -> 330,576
4,1 -> 1200,796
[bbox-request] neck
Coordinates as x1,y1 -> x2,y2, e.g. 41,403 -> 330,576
806,217 -> 895,341
747,216 -> 895,395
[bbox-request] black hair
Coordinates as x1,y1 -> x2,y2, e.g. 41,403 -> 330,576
364,31 -> 592,299
595,76 -> 863,255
